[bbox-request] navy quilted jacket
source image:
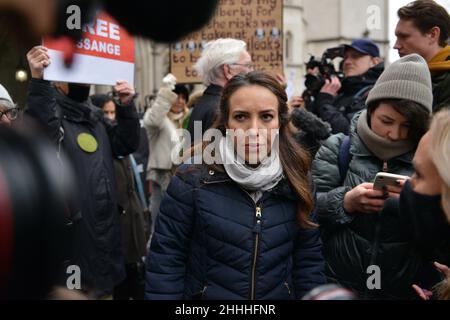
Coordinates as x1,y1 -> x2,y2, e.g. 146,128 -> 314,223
145,164 -> 325,300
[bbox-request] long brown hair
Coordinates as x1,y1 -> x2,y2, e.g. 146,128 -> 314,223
186,71 -> 315,228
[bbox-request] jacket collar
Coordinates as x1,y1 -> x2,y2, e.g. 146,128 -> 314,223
200,165 -> 231,184
340,62 -> 384,95
428,45 -> 450,74
204,84 -> 224,96
200,164 -> 298,200
56,91 -> 103,123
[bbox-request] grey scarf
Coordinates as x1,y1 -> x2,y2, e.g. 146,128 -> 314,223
218,136 -> 283,192
357,110 -> 415,161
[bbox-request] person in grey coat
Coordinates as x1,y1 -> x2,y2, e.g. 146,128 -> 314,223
312,54 -> 432,299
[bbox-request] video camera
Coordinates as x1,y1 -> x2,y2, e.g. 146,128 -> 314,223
302,46 -> 345,107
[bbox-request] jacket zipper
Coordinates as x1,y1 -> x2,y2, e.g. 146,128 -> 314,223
365,213 -> 382,299
203,178 -> 263,300
201,285 -> 208,299
237,186 -> 263,300
382,161 -> 388,172
363,161 -> 387,298
284,282 -> 291,297
251,205 -> 262,300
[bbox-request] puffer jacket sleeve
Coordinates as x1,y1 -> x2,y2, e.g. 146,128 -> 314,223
143,87 -> 177,130
312,133 -> 354,228
145,167 -> 196,300
292,205 -> 326,299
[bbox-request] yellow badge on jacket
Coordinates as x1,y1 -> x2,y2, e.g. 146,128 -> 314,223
77,133 -> 98,153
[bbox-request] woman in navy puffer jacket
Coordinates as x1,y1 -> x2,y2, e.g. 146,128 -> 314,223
145,71 -> 325,300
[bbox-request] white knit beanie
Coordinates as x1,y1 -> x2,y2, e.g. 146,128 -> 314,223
366,54 -> 433,113
0,84 -> 14,109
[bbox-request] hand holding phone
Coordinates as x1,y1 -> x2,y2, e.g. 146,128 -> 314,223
373,172 -> 409,198
343,183 -> 386,214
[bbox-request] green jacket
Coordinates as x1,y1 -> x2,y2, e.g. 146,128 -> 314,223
312,112 -> 425,299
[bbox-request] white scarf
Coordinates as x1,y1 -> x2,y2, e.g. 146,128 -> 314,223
218,136 -> 284,191
167,111 -> 186,129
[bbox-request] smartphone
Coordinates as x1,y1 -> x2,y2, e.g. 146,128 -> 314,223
373,172 -> 410,190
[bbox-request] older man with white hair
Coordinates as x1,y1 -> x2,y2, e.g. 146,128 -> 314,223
186,38 -> 254,143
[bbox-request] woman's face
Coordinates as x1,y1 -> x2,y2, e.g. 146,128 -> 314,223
102,101 -> 116,121
370,103 -> 410,141
410,132 -> 443,196
170,94 -> 187,114
226,85 -> 280,166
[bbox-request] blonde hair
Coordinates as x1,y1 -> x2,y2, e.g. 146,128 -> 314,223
429,109 -> 450,220
429,109 -> 450,300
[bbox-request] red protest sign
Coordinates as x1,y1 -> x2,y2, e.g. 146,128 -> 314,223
43,12 -> 135,86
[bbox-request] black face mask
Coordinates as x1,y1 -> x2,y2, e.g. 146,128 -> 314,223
67,83 -> 91,103
399,180 -> 447,245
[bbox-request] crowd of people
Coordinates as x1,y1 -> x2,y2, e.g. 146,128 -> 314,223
0,0 -> 449,301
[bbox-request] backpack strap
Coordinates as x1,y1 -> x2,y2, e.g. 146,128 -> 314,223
338,135 -> 352,184
352,85 -> 373,106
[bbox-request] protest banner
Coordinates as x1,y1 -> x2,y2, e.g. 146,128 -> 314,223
171,0 -> 283,83
43,12 -> 135,86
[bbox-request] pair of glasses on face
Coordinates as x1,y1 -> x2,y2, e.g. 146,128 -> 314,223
230,63 -> 255,71
0,100 -> 19,121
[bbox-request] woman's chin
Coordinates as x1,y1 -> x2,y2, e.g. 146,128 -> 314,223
244,152 -> 270,166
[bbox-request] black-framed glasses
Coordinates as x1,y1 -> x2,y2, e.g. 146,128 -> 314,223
230,63 -> 255,70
